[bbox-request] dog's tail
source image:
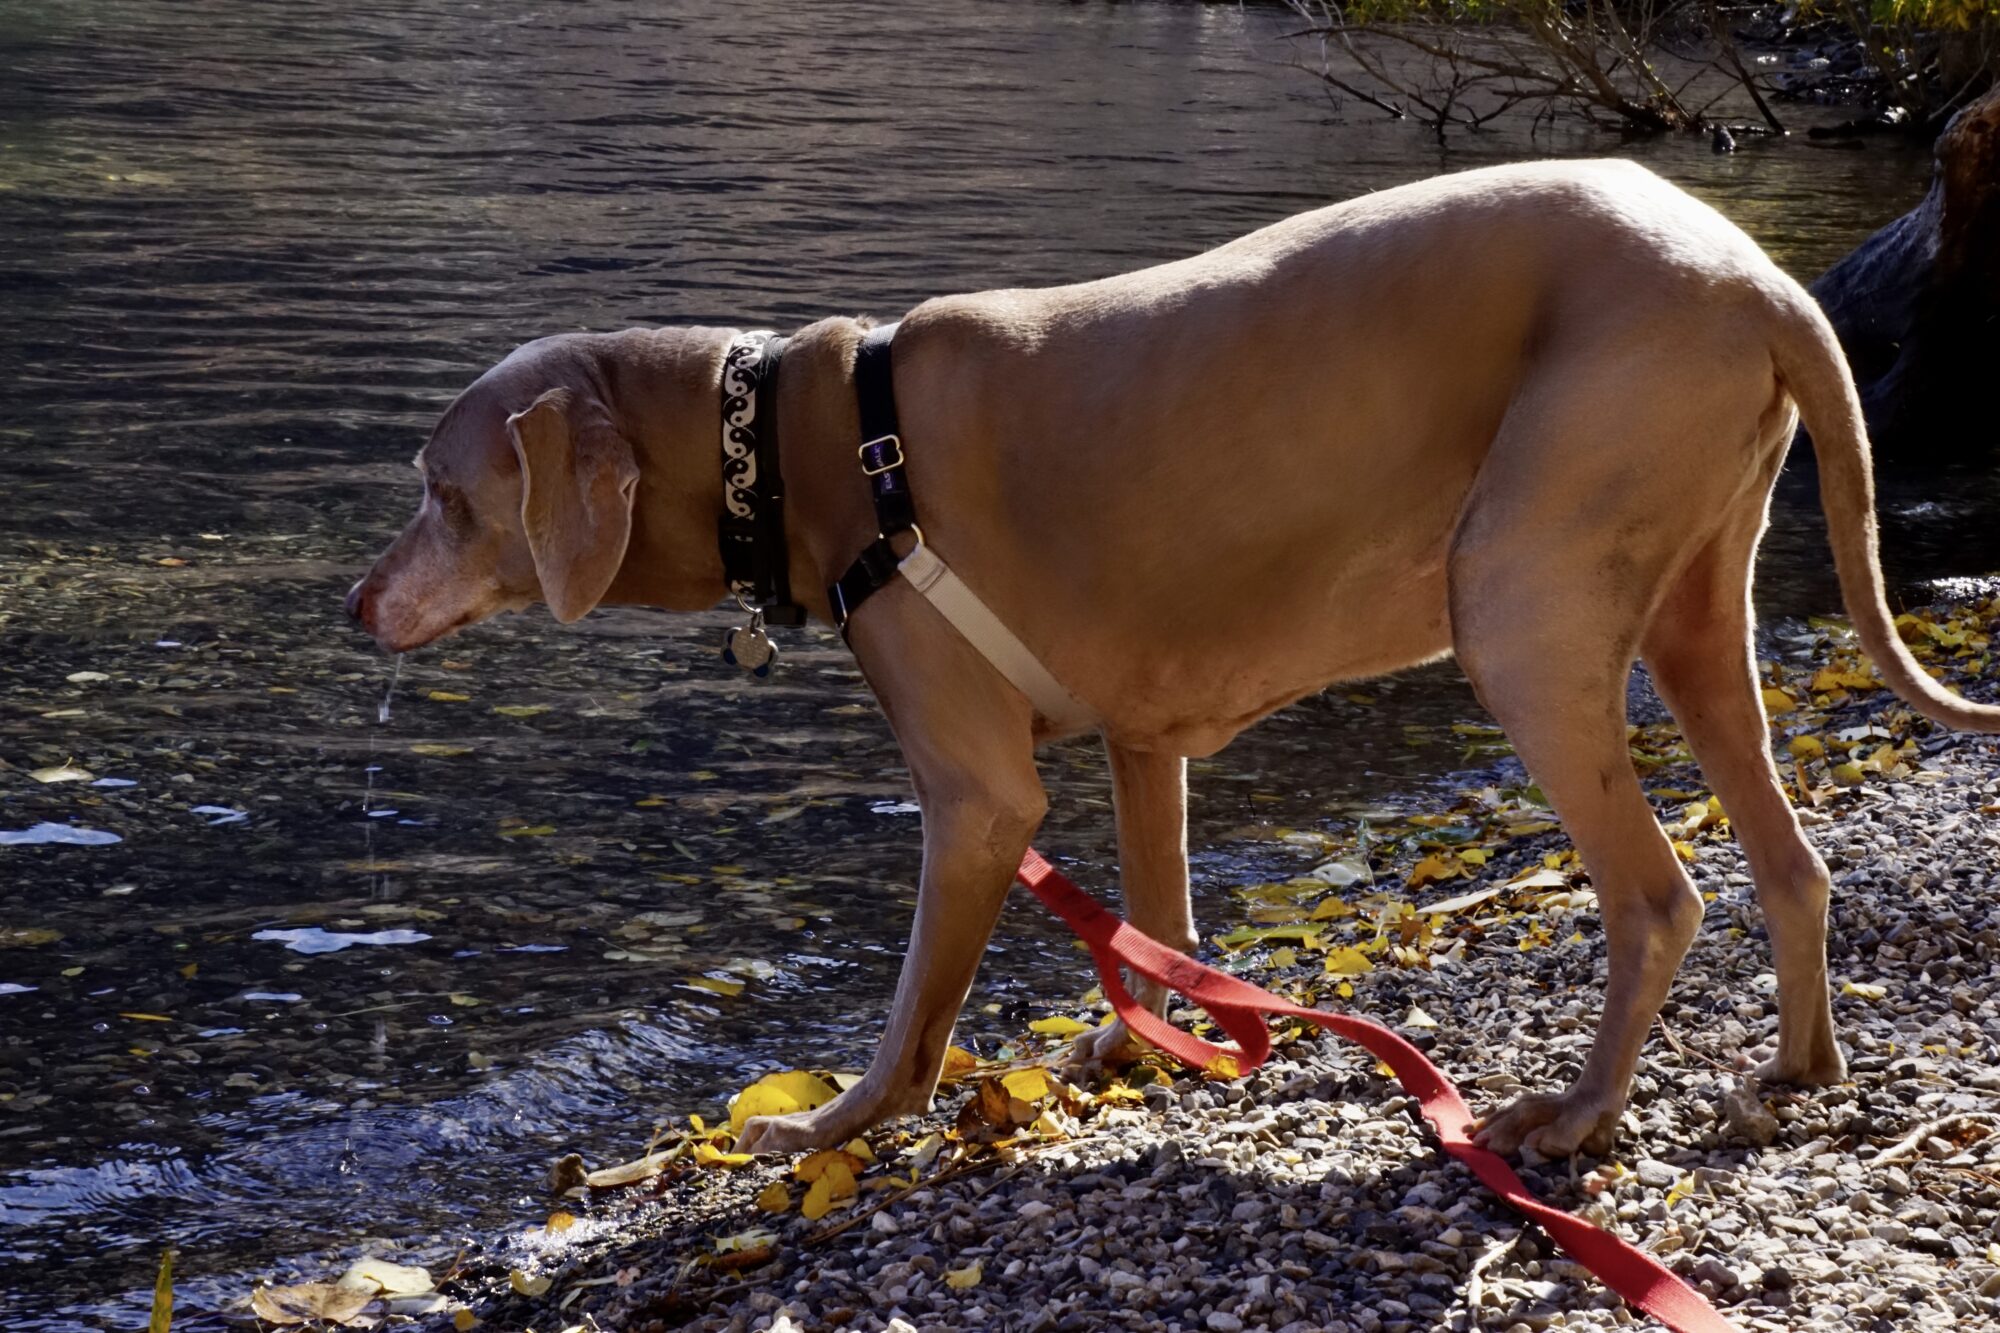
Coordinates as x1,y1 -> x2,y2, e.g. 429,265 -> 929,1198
1771,286 -> 2000,733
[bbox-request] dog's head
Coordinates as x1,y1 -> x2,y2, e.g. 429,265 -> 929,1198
345,339 -> 641,653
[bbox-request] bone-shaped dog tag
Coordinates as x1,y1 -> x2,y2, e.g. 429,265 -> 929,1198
721,610 -> 778,678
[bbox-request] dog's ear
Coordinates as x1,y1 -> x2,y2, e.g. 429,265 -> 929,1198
507,387 -> 641,624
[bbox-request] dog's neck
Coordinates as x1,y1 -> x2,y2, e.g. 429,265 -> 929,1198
592,319 -> 881,626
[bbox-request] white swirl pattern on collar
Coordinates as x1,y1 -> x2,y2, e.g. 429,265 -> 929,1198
719,330 -> 777,597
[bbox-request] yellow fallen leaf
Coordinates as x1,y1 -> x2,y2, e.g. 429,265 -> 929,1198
1311,897 -> 1357,920
497,823 -> 556,837
28,763 -> 93,784
1269,946 -> 1298,969
492,704 -> 551,718
713,1227 -> 778,1253
999,1067 -> 1052,1102
338,1258 -> 433,1295
1324,946 -> 1374,976
1097,1082 -> 1146,1107
409,743 -> 473,757
1407,853 -> 1459,888
756,1180 -> 791,1213
799,1162 -> 857,1220
1787,734 -> 1825,759
843,1137 -> 877,1164
120,1013 -> 172,1023
728,1071 -> 838,1132
1457,847 -> 1490,866
1033,1110 -> 1074,1139
685,976 -> 745,998
693,1142 -> 753,1168
1422,883 -> 1509,913
250,1283 -> 374,1326
794,1149 -> 865,1182
1028,1015 -> 1090,1036
453,1311 -> 479,1332
427,690 -> 470,702
944,1259 -> 983,1290
545,1211 -> 577,1235
1402,1006 -> 1438,1029
1842,980 -> 1887,1000
1831,762 -> 1867,787
149,1249 -> 173,1333
1206,1052 -> 1241,1080
821,1157 -> 858,1198
509,1270 -> 552,1297
584,1152 -> 670,1188
1760,687 -> 1796,714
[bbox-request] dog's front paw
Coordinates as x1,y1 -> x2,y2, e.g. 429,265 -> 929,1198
735,1107 -> 848,1156
1747,1027 -> 1847,1089
735,1081 -> 930,1156
1474,1087 -> 1624,1159
1752,1047 -> 1847,1089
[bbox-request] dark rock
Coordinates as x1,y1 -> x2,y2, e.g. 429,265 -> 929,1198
1809,86 -> 2000,457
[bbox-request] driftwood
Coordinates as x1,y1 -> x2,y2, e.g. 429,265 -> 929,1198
1810,84 -> 2000,457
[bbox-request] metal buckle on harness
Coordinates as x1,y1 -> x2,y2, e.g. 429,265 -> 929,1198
858,434 -> 904,476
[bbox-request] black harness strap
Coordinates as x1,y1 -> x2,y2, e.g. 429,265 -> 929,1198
830,322 -> 911,634
717,334 -> 805,626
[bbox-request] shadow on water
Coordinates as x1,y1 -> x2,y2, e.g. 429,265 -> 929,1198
0,1 -> 1989,1326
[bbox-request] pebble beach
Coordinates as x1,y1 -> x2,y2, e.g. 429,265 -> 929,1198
303,598 -> 2000,1333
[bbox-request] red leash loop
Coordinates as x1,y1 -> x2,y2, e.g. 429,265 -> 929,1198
1016,848 -> 1740,1333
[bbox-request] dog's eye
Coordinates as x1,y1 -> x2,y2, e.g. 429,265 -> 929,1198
423,476 -> 464,520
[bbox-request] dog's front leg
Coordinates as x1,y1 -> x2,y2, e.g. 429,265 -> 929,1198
737,609 -> 1046,1155
1063,744 -> 1194,1071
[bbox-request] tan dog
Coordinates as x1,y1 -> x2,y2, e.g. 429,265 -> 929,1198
348,160 -> 2000,1158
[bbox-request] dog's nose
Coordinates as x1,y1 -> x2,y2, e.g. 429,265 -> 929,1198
345,579 -> 369,626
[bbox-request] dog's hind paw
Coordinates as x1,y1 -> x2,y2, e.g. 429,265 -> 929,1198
1057,1017 -> 1146,1076
1473,1087 -> 1624,1160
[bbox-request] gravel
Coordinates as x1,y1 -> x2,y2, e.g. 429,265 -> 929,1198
424,630 -> 2000,1333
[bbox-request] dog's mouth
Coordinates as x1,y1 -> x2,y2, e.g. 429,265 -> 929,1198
356,595 -> 488,655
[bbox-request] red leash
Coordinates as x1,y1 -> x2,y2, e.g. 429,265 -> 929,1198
1016,849 -> 1739,1333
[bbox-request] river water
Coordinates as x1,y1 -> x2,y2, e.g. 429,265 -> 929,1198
0,2 -> 1988,1327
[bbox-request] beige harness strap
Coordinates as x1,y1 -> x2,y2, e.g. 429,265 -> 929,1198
897,543 -> 1096,734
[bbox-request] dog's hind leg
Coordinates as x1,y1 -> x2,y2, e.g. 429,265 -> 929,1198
1448,374 -> 1742,1158
1062,745 -> 1195,1070
1641,502 -> 1845,1088
1457,607 -> 1705,1158
737,599 -> 1048,1155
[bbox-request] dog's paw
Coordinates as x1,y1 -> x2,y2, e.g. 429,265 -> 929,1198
735,1082 -> 929,1155
735,1106 -> 850,1156
1752,1046 -> 1847,1089
1057,1018 -> 1144,1076
1473,1088 -> 1623,1159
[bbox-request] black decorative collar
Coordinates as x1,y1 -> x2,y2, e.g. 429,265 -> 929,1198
717,331 -> 805,626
